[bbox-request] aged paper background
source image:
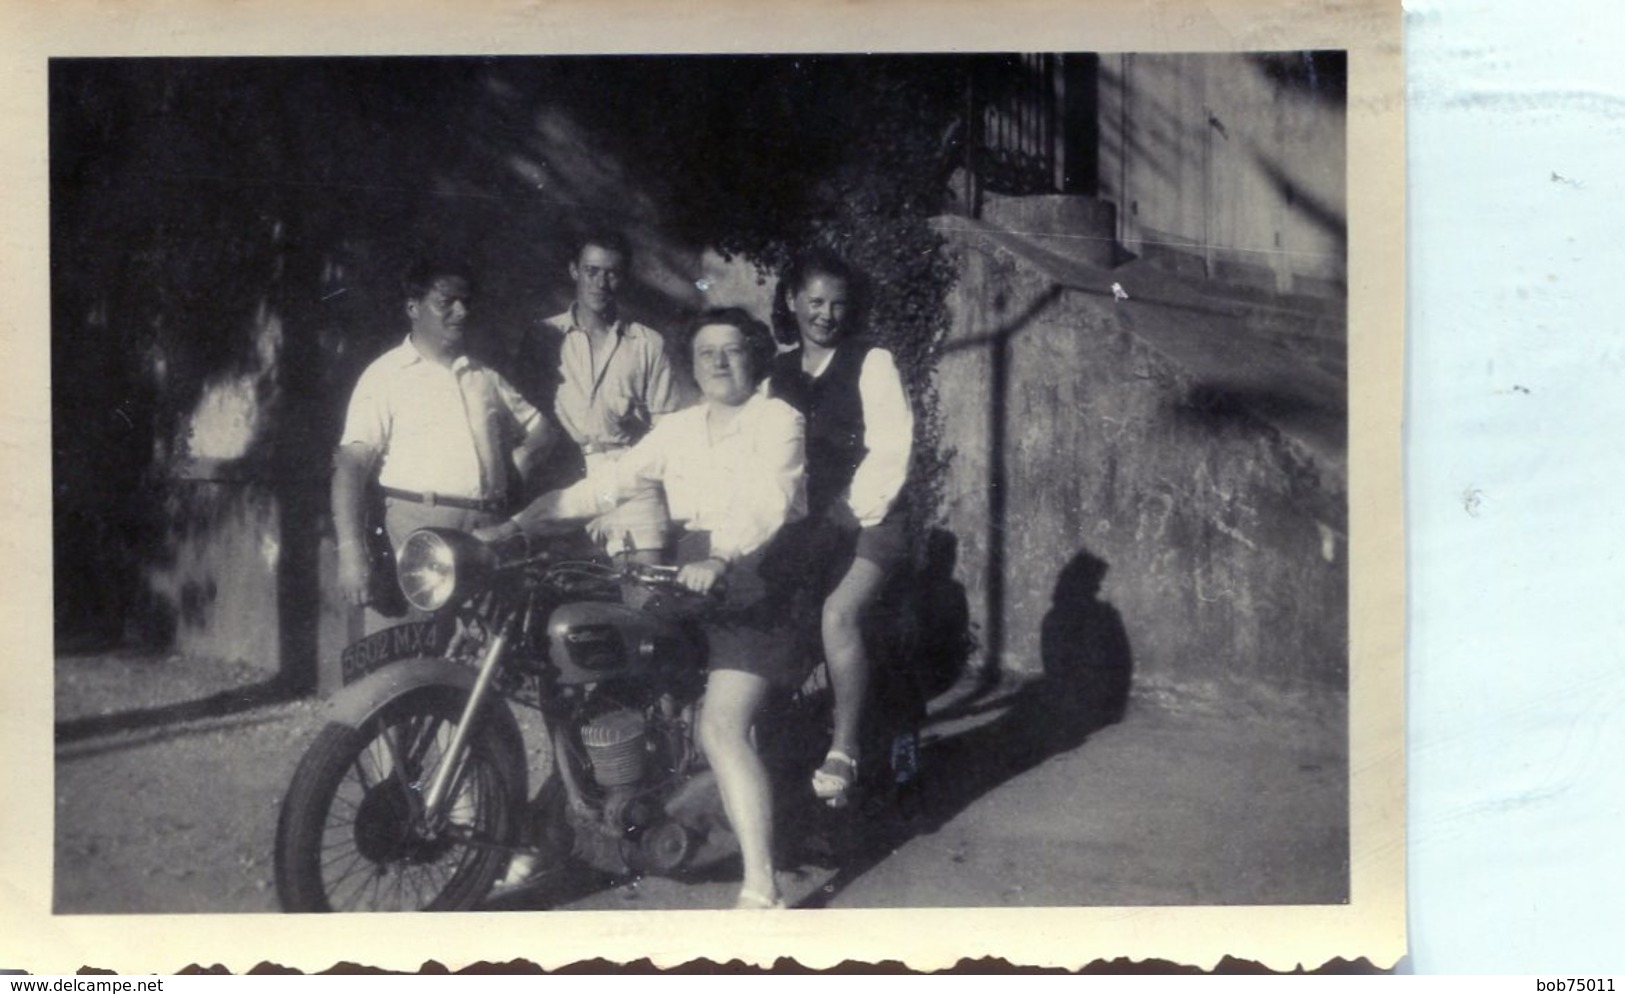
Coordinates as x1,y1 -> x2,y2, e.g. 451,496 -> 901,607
0,0 -> 1404,973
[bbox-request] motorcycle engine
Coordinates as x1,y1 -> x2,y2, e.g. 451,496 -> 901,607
570,703 -> 699,877
580,708 -> 647,788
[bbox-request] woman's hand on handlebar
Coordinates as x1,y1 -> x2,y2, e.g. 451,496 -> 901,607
472,520 -> 523,544
675,557 -> 727,596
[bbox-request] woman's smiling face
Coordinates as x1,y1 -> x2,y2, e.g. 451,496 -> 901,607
692,322 -> 756,406
791,273 -> 850,349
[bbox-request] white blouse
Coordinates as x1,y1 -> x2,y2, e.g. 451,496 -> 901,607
513,387 -> 806,563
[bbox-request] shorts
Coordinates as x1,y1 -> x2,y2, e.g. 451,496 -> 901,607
852,518 -> 909,573
703,615 -> 807,688
673,530 -> 809,688
763,514 -> 909,607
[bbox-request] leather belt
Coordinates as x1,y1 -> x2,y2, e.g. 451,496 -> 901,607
381,487 -> 505,513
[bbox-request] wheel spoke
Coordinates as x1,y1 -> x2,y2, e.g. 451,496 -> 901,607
357,866 -> 386,912
324,853 -> 379,910
406,860 -> 453,908
350,754 -> 377,792
381,863 -> 409,911
325,788 -> 363,821
406,714 -> 442,766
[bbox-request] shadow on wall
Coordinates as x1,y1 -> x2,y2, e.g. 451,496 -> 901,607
901,528 -> 978,702
1035,550 -> 1132,733
939,281 -> 1067,674
932,546 -> 1132,753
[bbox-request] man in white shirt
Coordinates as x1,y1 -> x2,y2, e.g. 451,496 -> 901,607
332,259 -> 556,630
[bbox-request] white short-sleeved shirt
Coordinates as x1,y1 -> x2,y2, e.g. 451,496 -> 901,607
340,336 -> 543,501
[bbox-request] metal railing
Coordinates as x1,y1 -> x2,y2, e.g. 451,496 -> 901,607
965,54 -> 1062,210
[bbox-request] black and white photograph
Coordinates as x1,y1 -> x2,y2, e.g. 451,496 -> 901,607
7,0 -> 1405,973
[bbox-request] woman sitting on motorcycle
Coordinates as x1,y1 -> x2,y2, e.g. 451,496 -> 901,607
475,306 -> 807,910
768,248 -> 914,809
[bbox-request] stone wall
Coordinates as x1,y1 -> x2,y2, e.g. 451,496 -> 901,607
935,231 -> 1347,695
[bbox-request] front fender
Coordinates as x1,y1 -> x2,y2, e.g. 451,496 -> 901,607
324,656 -> 481,728
321,656 -> 530,799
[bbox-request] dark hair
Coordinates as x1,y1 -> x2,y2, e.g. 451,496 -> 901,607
680,306 -> 777,386
573,229 -> 633,268
770,246 -> 864,345
401,257 -> 475,300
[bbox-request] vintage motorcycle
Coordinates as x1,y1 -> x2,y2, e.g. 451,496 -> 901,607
272,525 -> 922,913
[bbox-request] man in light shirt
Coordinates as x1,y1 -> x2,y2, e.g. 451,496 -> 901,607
536,230 -> 686,563
332,258 -> 556,630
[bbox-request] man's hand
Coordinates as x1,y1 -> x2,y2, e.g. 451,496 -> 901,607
337,546 -> 372,607
331,443 -> 380,608
584,514 -> 614,546
513,416 -> 561,490
676,557 -> 727,596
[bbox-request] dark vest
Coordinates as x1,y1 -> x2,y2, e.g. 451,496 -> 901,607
771,343 -> 877,520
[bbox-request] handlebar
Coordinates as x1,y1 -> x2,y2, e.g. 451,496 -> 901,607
623,562 -> 682,585
476,531 -> 724,603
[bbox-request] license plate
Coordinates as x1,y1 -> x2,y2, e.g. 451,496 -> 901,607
340,621 -> 447,684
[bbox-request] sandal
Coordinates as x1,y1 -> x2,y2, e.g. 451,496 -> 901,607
811,750 -> 858,808
735,887 -> 787,910
488,853 -> 541,899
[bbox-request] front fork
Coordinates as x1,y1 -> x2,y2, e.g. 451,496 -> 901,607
418,609 -> 519,827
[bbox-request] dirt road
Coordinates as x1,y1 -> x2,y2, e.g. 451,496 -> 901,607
53,651 -> 1346,915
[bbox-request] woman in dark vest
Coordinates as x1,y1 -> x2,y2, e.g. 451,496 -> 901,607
769,248 -> 914,808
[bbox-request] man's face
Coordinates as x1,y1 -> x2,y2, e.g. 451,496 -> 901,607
406,275 -> 472,352
569,244 -> 626,320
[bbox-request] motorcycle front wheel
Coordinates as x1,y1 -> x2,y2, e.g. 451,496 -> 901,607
274,687 -> 525,912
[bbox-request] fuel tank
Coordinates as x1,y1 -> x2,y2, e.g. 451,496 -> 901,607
545,600 -> 702,685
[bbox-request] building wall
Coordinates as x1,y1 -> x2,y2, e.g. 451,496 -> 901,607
935,234 -> 1347,695
142,481 -> 283,675
1096,53 -> 1347,296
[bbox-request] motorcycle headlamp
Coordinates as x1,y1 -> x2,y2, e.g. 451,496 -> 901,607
396,528 -> 495,613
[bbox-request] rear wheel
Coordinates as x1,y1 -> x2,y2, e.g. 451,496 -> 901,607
274,687 -> 524,912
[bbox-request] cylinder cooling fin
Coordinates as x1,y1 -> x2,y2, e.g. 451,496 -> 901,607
580,709 -> 647,787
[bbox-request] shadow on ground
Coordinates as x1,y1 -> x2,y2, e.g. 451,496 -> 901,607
56,680 -> 292,745
793,546 -> 1133,909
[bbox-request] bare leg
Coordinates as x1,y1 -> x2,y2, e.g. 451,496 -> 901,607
822,556 -> 888,769
696,668 -> 778,907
